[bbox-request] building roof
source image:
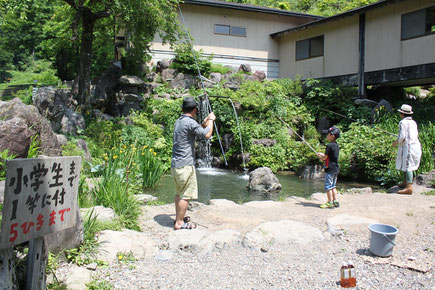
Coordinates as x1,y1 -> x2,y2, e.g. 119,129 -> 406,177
270,0 -> 405,38
183,0 -> 323,20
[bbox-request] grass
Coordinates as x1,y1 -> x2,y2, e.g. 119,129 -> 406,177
87,279 -> 113,290
422,190 -> 435,196
209,63 -> 233,75
92,176 -> 141,230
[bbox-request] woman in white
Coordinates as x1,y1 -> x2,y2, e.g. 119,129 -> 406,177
392,104 -> 422,194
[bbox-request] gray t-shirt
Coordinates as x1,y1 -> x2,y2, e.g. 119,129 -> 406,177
171,114 -> 210,168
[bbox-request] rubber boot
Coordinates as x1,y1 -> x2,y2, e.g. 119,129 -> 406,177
397,180 -> 407,189
397,183 -> 413,195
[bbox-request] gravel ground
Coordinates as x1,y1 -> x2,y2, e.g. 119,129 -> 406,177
56,189 -> 435,289
81,231 -> 433,289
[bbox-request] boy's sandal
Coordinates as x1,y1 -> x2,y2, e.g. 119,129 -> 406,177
175,222 -> 197,230
333,201 -> 340,208
320,202 -> 334,209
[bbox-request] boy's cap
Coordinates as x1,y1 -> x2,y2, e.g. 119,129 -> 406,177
322,126 -> 340,138
181,97 -> 198,109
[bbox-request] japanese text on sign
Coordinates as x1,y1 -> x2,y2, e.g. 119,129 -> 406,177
1,156 -> 81,249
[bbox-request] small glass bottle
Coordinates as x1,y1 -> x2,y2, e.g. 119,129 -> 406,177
340,262 -> 349,288
348,260 -> 356,288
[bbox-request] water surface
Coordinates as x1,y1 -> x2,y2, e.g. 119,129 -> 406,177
146,168 -> 337,204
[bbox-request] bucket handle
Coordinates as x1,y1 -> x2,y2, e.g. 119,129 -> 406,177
383,234 -> 396,246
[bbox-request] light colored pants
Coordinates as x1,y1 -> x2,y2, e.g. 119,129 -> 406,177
171,165 -> 198,200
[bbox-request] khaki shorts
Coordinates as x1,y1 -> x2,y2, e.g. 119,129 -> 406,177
171,165 -> 198,200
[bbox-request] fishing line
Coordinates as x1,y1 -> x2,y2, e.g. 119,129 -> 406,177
274,114 -> 318,154
177,3 -> 228,165
319,108 -> 398,137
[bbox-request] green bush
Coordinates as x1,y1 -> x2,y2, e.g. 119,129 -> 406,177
210,63 -> 232,75
171,43 -> 212,76
339,123 -> 396,183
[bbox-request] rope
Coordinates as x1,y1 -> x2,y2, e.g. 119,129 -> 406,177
320,108 -> 398,137
274,114 -> 318,154
177,3 -> 228,165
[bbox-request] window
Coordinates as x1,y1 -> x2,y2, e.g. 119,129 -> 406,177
401,6 -> 435,40
295,35 -> 324,61
230,26 -> 246,37
214,24 -> 246,37
215,24 -> 230,35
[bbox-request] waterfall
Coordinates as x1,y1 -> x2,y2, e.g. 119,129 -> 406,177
196,97 -> 212,168
195,95 -> 246,171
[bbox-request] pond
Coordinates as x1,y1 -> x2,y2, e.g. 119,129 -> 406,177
145,168 -> 371,205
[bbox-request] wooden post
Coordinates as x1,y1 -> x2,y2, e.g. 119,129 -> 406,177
0,247 -> 18,289
358,13 -> 366,97
26,237 -> 47,290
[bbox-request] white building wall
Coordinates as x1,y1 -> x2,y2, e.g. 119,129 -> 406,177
151,3 -> 315,78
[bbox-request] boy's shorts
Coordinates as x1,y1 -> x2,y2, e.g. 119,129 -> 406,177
171,165 -> 198,200
325,172 -> 338,191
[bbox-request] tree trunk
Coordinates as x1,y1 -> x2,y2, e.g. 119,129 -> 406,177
77,8 -> 96,107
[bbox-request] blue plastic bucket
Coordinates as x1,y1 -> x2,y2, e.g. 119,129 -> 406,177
368,224 -> 398,257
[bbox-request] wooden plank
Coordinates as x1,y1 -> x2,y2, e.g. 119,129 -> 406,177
0,156 -> 81,249
25,237 -> 47,290
0,247 -> 18,289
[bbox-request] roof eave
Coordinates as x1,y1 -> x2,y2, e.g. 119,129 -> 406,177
270,0 -> 404,38
183,0 -> 323,20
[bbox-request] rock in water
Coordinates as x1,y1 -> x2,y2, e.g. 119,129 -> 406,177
248,167 -> 282,193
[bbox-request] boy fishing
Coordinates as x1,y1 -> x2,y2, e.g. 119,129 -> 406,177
317,126 -> 340,209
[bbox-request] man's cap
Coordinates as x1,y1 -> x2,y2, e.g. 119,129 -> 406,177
322,126 -> 340,138
181,97 -> 198,109
398,104 -> 413,114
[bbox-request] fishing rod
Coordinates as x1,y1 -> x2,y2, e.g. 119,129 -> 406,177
177,3 -> 228,166
274,113 -> 318,154
319,108 -> 398,137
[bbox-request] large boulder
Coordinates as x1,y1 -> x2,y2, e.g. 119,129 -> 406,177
371,99 -> 393,122
96,230 -> 157,262
121,93 -> 144,116
170,73 -> 195,90
248,167 -> 281,193
297,164 -> 324,180
223,75 -> 242,90
156,59 -> 170,73
238,64 -> 251,73
0,117 -> 33,157
161,69 -> 177,82
252,139 -> 276,147
61,108 -> 85,136
0,98 -> 62,156
91,63 -> 122,108
33,87 -> 71,132
209,72 -> 223,84
242,220 -> 324,250
252,70 -> 266,82
354,98 -> 377,107
119,75 -> 149,95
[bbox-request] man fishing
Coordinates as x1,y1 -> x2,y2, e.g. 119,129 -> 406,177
392,104 -> 421,195
171,97 -> 216,230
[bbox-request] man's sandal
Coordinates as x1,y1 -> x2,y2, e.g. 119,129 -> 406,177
175,222 -> 197,230
173,216 -> 191,225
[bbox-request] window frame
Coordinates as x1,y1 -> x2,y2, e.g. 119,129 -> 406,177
295,35 -> 324,61
214,24 -> 246,37
401,6 -> 435,41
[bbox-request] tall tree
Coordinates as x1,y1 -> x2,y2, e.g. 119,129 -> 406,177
62,0 -> 183,107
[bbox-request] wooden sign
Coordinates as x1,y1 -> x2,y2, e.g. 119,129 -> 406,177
0,156 -> 81,249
